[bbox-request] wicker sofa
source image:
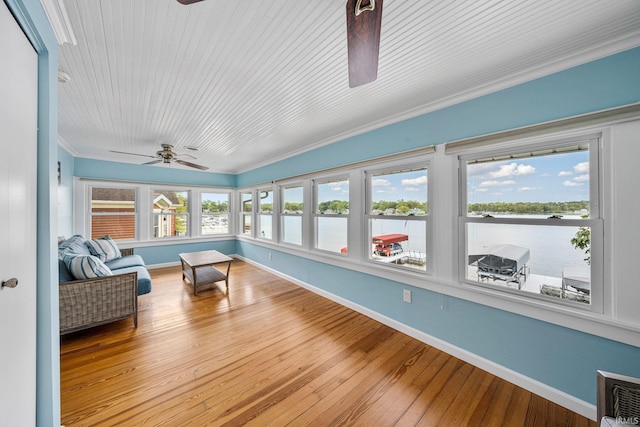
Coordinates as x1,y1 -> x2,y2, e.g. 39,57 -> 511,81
58,235 -> 152,334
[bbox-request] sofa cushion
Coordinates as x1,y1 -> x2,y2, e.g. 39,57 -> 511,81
63,254 -> 113,280
85,236 -> 121,262
105,254 -> 146,270
58,235 -> 91,258
114,266 -> 152,295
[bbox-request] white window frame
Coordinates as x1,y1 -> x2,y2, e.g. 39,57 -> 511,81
457,134 -> 604,312
198,189 -> 231,236
152,188 -> 191,239
239,190 -> 254,237
280,182 -> 304,247
313,174 -> 350,256
257,186 -> 275,240
364,160 -> 432,274
87,183 -> 139,241
75,179 -> 234,244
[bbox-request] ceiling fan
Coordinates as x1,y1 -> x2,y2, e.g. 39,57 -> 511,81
176,0 -> 383,88
110,144 -> 210,170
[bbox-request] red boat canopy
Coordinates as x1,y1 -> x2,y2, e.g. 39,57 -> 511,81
372,234 -> 408,245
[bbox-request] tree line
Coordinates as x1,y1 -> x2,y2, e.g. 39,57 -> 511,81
280,200 -> 431,214
203,200 -> 229,213
468,201 -> 588,215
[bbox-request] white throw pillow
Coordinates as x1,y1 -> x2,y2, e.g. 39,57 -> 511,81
64,254 -> 113,280
85,236 -> 122,262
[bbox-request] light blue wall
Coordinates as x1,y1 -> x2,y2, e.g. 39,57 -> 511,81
134,240 -> 236,265
6,0 -> 60,425
238,47 -> 640,187
58,146 -> 75,237
74,157 -> 236,187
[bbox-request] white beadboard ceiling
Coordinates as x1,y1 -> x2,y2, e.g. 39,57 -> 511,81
54,0 -> 640,174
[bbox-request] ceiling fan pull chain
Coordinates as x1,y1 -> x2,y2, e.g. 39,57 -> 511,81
355,0 -> 375,16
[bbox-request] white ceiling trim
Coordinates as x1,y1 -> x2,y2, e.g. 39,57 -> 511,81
39,0 -> 76,45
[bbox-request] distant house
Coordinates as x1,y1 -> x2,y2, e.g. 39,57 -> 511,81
152,191 -> 181,238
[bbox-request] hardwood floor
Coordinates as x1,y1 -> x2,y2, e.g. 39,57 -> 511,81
60,260 -> 596,426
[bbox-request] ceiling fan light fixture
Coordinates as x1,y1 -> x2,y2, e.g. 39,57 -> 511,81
58,70 -> 71,83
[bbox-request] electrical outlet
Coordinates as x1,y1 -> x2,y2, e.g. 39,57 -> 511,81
403,289 -> 412,303
268,252 -> 272,260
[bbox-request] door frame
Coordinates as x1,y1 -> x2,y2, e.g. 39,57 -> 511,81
4,0 -> 60,425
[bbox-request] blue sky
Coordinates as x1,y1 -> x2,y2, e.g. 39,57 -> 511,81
315,170 -> 429,204
467,151 -> 590,204
371,169 -> 428,203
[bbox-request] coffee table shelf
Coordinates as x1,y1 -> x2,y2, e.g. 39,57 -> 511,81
179,250 -> 233,296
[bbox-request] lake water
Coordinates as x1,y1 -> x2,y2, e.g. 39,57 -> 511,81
264,215 -> 590,279
466,215 -> 589,278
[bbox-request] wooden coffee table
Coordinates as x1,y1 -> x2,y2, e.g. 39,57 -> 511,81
178,250 -> 233,295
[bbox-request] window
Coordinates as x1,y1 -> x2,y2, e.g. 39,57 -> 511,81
314,177 -> 349,254
460,136 -> 602,307
201,192 -> 229,235
258,188 -> 274,239
281,184 -> 303,245
240,191 -> 253,236
90,187 -> 136,240
153,190 -> 189,238
366,166 -> 429,271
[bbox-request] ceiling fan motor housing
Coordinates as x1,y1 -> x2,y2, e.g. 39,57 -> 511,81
158,144 -> 176,162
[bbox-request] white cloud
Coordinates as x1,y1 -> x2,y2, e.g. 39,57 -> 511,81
518,187 -> 537,191
480,180 -> 516,187
474,188 -> 488,192
574,174 -> 589,182
558,171 -> 573,177
467,162 -> 500,177
405,188 -> 421,192
489,163 -> 536,178
401,175 -> 428,186
574,162 -> 589,173
563,180 -> 583,187
372,178 -> 391,187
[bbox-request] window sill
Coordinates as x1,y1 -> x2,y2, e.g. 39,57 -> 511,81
118,234 -> 235,249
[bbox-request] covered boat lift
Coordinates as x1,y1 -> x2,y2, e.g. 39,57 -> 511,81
469,244 -> 530,289
372,234 -> 408,257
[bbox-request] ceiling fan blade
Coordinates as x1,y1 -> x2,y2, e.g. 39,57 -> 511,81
176,159 -> 209,170
142,159 -> 163,165
175,152 -> 197,160
346,0 -> 383,88
110,150 -> 157,159
176,0 -> 207,4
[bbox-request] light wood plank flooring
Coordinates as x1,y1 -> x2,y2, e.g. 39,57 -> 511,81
60,259 -> 595,426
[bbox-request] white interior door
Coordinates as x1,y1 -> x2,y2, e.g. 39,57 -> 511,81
0,1 -> 39,424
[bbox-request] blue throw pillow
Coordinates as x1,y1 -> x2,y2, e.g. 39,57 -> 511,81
85,235 -> 122,262
63,254 -> 113,280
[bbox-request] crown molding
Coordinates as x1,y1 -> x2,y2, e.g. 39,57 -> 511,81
39,0 -> 75,45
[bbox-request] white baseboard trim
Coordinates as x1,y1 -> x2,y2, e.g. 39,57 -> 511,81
147,261 -> 181,270
236,255 -> 597,421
